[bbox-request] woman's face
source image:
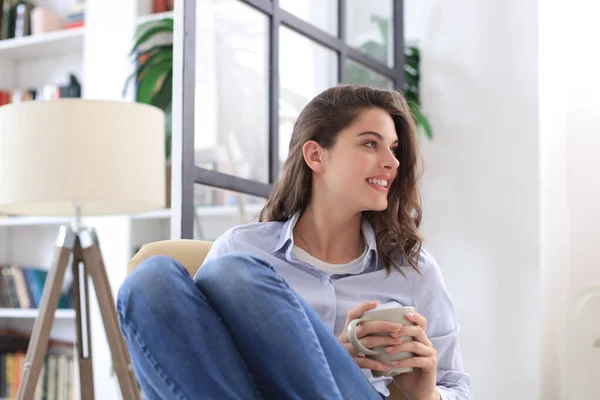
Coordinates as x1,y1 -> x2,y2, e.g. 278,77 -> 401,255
316,107 -> 400,212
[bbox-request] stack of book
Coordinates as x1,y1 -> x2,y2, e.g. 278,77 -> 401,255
0,330 -> 75,400
65,0 -> 85,30
0,264 -> 73,310
0,74 -> 82,107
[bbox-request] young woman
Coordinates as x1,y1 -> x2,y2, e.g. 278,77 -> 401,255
117,85 -> 472,400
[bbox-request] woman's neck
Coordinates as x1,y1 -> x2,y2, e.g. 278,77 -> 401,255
293,204 -> 364,264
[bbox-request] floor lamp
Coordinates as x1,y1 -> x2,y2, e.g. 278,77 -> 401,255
0,99 -> 166,400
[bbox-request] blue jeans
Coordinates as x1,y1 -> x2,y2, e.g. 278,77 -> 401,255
116,253 -> 385,400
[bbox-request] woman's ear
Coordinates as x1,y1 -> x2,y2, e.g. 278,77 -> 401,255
302,140 -> 325,174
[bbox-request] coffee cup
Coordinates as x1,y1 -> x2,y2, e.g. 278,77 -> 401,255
347,304 -> 416,377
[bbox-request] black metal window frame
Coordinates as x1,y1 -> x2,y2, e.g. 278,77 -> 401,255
179,0 -> 405,238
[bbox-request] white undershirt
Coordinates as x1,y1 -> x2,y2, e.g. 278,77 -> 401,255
291,238 -> 368,275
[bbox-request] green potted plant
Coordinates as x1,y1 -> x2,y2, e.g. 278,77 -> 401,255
124,17 -> 173,158
346,15 -> 432,140
124,17 -> 173,206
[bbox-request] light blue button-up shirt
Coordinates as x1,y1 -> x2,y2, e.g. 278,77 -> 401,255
202,212 -> 472,399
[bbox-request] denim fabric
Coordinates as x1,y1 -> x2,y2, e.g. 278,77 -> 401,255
117,253 -> 384,400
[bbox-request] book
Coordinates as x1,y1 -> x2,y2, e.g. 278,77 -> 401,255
0,264 -> 74,309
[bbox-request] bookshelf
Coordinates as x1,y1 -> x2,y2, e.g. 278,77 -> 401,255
0,1 -> 175,399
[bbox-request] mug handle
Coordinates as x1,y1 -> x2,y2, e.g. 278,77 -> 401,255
347,318 -> 379,356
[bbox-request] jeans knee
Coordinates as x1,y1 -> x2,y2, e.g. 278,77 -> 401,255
117,255 -> 187,319
194,253 -> 274,294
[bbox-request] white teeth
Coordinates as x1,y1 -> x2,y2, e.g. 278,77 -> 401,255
367,178 -> 388,188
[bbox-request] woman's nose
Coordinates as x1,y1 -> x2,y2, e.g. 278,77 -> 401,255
381,148 -> 400,170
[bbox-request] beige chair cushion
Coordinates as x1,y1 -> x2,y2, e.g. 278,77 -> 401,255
127,239 -> 212,276
127,239 -> 407,400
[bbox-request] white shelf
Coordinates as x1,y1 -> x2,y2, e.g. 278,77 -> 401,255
130,208 -> 172,220
0,27 -> 85,61
0,215 -> 71,227
0,204 -> 265,228
0,308 -> 75,320
137,11 -> 174,25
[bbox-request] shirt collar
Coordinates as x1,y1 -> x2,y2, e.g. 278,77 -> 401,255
270,211 -> 380,268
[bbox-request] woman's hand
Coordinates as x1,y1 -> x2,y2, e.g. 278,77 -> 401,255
337,301 -> 404,373
392,312 -> 440,400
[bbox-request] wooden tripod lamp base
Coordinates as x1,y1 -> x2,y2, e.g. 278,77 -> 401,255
16,224 -> 140,400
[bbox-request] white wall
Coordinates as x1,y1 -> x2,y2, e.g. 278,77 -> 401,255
407,0 -> 541,399
555,2 -> 600,398
411,0 -> 600,398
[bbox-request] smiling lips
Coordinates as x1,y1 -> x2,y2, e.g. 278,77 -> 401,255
366,177 -> 390,192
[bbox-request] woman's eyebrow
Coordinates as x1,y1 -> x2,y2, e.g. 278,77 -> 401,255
357,131 -> 399,145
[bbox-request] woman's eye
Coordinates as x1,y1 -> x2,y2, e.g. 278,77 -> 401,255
365,141 -> 376,148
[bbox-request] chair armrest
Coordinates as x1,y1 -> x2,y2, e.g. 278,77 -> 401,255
127,239 -> 212,277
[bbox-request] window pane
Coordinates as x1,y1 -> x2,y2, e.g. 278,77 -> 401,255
346,0 -> 393,67
280,0 -> 338,36
193,185 -> 266,241
345,59 -> 394,89
279,27 -> 338,164
195,0 -> 269,183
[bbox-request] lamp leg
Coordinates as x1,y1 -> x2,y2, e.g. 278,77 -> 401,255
79,228 -> 140,400
72,241 -> 95,400
17,226 -> 76,400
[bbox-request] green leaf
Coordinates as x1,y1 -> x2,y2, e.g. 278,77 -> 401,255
136,60 -> 171,104
136,18 -> 173,37
122,49 -> 172,97
415,109 -> 433,140
150,71 -> 172,110
135,50 -> 172,81
136,44 -> 173,59
129,23 -> 174,57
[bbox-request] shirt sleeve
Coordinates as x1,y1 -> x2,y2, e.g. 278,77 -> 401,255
413,248 -> 473,400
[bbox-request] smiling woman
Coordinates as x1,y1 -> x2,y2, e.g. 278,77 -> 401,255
118,85 -> 473,400
260,85 -> 422,274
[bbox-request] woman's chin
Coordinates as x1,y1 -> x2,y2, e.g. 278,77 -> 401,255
363,200 -> 388,212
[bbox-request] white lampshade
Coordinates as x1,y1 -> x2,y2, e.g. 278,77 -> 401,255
0,99 -> 166,216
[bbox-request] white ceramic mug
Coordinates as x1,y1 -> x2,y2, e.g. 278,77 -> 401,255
347,305 -> 416,377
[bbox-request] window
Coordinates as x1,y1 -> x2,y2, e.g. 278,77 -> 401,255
179,0 -> 405,238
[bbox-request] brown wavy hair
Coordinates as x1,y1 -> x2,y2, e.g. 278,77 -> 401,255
259,84 -> 424,276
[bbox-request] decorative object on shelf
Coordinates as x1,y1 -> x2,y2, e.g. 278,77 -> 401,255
30,6 -> 63,35
13,1 -> 34,38
0,99 -> 166,400
345,15 -> 432,140
152,0 -> 174,14
0,73 -> 82,106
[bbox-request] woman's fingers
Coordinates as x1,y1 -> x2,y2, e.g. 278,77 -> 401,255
405,312 -> 427,332
387,340 -> 436,357
354,355 -> 391,372
398,325 -> 432,347
392,353 -> 437,372
359,334 -> 403,350
341,336 -> 403,356
355,320 -> 403,338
